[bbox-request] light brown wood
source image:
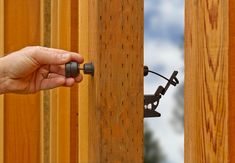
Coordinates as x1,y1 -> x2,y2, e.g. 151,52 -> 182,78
70,0 -> 79,162
185,0 -> 230,162
40,1 -> 45,162
78,0 -> 89,162
79,0 -> 144,162
0,0 -> 3,53
50,1 -> 59,162
0,0 -> 4,162
229,0 -> 235,162
1,0 -> 144,162
4,0 -> 41,163
50,0 -> 71,162
40,1 -> 52,163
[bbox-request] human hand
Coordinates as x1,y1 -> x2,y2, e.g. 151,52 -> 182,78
0,46 -> 84,94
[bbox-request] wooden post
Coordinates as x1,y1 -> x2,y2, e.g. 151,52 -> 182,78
40,0 -> 52,163
0,0 -> 144,162
78,0 -> 89,162
4,0 -> 41,163
0,0 -> 4,162
70,0 -> 79,162
50,0 -> 72,162
185,0 -> 235,162
50,0 -> 79,162
78,0 -> 144,162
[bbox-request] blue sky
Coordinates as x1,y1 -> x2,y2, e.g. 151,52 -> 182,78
144,0 -> 184,163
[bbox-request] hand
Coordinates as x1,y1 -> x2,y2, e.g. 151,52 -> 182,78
0,46 -> 84,94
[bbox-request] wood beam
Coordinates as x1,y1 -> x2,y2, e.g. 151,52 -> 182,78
228,0 -> 235,161
40,0 -> 51,163
50,0 -> 71,162
70,1 -> 79,163
78,0 -> 89,162
185,0 -> 230,162
78,0 -> 144,162
0,0 -> 4,162
4,1 -> 41,163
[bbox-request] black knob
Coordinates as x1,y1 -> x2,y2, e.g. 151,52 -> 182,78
65,62 -> 94,78
144,66 -> 149,76
65,61 -> 79,78
83,63 -> 94,76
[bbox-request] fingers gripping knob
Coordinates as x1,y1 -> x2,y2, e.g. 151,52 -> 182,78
65,62 -> 79,78
65,61 -> 94,78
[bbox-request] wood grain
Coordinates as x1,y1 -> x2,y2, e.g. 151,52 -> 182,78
229,0 -> 235,162
4,0 -> 41,163
185,0 -> 229,162
78,0 -> 89,162
50,1 -> 59,162
40,0 -> 51,163
86,0 -> 144,162
50,0 -> 71,162
0,0 -> 4,162
70,0 -> 79,162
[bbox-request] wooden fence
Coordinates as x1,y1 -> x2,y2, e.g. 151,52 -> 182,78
0,0 -> 143,162
185,0 -> 235,162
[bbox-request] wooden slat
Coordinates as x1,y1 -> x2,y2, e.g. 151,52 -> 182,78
70,0 -> 79,162
40,0 -> 51,163
78,0 -> 89,162
0,0 -> 3,53
228,0 -> 235,162
50,0 -> 71,162
0,0 -> 4,162
40,0 -> 45,162
4,0 -> 41,163
50,0 -> 59,162
57,0 -> 71,160
185,0 -> 229,162
79,0 -> 144,162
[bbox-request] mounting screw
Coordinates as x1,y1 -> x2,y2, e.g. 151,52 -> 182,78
144,66 -> 149,76
83,63 -> 94,76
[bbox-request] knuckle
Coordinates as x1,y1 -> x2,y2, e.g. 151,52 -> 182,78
24,46 -> 42,54
33,46 -> 43,53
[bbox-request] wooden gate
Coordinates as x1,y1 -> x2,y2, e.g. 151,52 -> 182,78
0,0 -> 143,162
185,0 -> 235,162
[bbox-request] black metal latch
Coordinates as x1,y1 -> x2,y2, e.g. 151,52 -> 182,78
144,66 -> 179,118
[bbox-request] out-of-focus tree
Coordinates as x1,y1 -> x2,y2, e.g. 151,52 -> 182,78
171,35 -> 184,133
171,84 -> 184,133
144,123 -> 165,163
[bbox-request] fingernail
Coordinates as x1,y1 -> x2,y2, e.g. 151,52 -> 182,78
61,53 -> 70,59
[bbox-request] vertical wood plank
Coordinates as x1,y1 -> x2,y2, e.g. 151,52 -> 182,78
57,0 -> 71,160
78,0 -> 89,162
70,0 -> 79,162
50,0 -> 59,162
40,0 -> 45,162
0,0 -> 4,162
40,0 -> 51,163
79,0 -> 144,162
0,0 -> 3,54
4,0 -> 41,163
185,0 -> 229,162
50,0 -> 71,162
228,0 -> 235,162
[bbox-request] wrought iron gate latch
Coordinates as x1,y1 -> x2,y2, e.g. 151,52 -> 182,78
144,66 -> 179,118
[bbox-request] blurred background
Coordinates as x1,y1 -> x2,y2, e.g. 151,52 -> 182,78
144,0 -> 184,163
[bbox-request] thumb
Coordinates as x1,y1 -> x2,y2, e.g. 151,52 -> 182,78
26,46 -> 84,65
